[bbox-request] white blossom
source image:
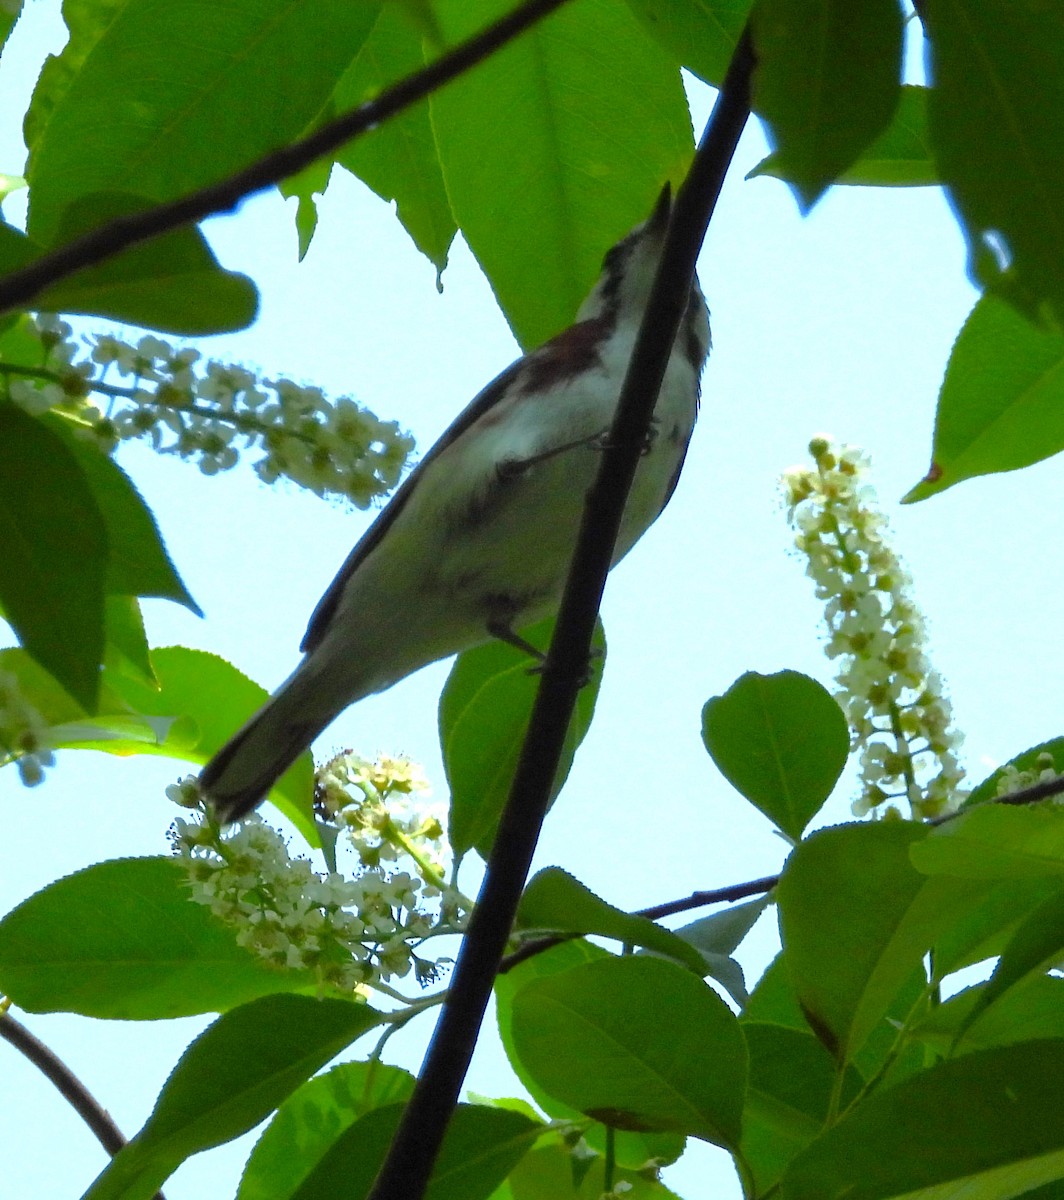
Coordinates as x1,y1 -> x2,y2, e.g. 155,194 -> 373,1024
783,436 -> 967,818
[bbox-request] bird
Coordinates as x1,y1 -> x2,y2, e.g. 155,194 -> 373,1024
199,185 -> 711,822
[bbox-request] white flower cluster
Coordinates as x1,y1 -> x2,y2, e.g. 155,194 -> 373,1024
782,436 -> 967,819
0,670 -> 54,786
995,752 -> 1060,799
167,754 -> 466,993
3,314 -> 415,507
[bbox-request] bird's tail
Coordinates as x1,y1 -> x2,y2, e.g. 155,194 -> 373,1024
198,670 -> 331,824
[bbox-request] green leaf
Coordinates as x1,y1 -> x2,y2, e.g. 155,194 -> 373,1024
26,0 -> 382,246
672,895 -> 773,1006
276,1103 -> 541,1200
83,994 -> 381,1200
106,647 -> 317,840
45,414 -> 199,608
753,85 -> 936,188
751,0 -> 903,209
923,0 -> 1064,323
441,617 -> 604,859
516,867 -> 707,975
910,805 -> 1064,881
0,205 -> 257,335
429,0 -> 693,348
333,4 -> 457,272
509,954 -> 747,1148
777,822 -> 993,1062
238,1062 -> 414,1200
742,1023 -> 862,1195
0,404 -> 107,709
0,647 -> 156,760
701,670 -> 848,840
743,952 -> 926,1086
0,857 -> 324,1018
622,0 -> 750,86
965,738 -> 1064,808
23,0 -> 129,156
912,976 -> 1064,1055
955,885 -> 1064,1042
931,873 -> 1064,978
904,296 -> 1064,503
781,1041 -> 1064,1200
495,939 -> 685,1170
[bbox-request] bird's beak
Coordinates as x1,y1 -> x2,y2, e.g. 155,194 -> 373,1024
647,182 -> 673,234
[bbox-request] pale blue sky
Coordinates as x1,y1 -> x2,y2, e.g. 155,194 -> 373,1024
4,5 -> 1061,1199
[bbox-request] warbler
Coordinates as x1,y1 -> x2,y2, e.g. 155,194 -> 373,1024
200,186 -> 711,821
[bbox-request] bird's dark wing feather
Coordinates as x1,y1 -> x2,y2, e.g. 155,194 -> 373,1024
300,356 -> 526,654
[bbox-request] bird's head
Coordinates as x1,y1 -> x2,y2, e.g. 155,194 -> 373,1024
575,184 -> 710,369
576,184 -> 677,327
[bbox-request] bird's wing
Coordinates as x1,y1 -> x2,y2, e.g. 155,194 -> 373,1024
300,356 -> 526,654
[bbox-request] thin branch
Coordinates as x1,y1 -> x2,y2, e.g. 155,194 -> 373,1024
638,873 -> 780,921
0,0 -> 571,316
365,25 -> 757,1200
0,1011 -> 166,1200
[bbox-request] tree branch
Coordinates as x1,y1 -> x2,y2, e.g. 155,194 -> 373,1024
0,0 -> 571,316
0,1011 -> 166,1200
365,24 -> 758,1200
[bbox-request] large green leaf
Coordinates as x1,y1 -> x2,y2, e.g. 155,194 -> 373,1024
429,0 -> 693,348
910,805 -> 1064,881
495,938 -> 685,1169
753,85 -> 936,188
701,670 -> 848,840
332,4 -> 456,272
26,0 -> 381,245
923,0 -> 1064,323
751,0 -> 903,209
904,296 -> 1064,503
440,617 -> 604,859
781,1041 -> 1064,1200
237,1062 -> 414,1200
0,857 -> 320,1018
777,822 -> 993,1063
741,1023 -> 862,1196
0,404 -> 107,709
82,994 -> 381,1200
516,867 -> 707,975
45,414 -> 199,608
622,0 -> 750,85
0,207 -> 257,334
509,954 -> 747,1149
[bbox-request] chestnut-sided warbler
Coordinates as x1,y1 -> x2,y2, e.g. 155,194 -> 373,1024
200,187 -> 711,821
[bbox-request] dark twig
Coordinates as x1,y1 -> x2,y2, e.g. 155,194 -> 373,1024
0,0 -> 571,316
365,24 -> 757,1200
499,872 -> 780,973
639,873 -> 780,920
0,1011 -> 166,1200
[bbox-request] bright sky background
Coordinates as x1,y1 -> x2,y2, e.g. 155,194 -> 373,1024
4,6 -> 1063,1200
